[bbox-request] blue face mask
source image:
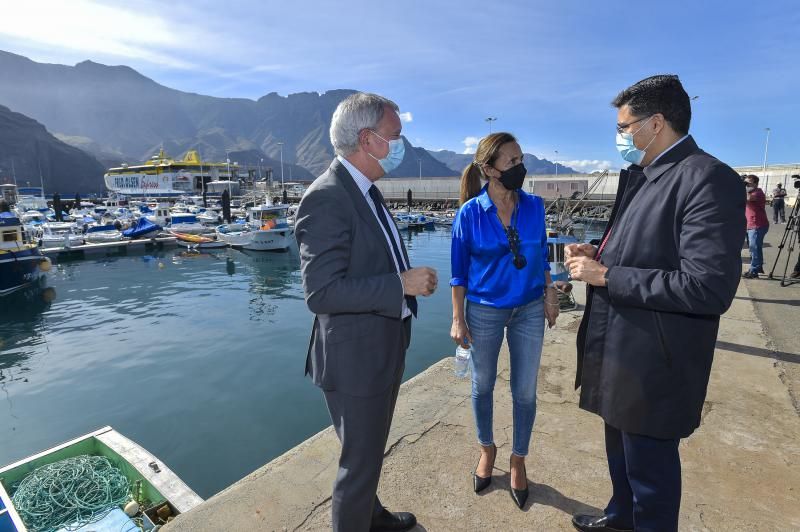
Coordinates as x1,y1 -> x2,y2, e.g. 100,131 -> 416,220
615,116 -> 657,165
368,130 -> 405,173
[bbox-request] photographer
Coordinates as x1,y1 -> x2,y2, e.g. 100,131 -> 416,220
742,175 -> 769,279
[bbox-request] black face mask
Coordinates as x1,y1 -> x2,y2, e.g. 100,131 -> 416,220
498,163 -> 526,190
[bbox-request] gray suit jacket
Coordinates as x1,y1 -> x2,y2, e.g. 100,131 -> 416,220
295,159 -> 412,397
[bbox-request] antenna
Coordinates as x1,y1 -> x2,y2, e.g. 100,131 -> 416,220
38,160 -> 45,198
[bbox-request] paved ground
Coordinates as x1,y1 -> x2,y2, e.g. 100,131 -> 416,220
167,229 -> 800,532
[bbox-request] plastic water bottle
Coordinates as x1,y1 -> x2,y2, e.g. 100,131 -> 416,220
454,344 -> 471,378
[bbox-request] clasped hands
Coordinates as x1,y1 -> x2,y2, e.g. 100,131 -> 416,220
564,243 -> 608,287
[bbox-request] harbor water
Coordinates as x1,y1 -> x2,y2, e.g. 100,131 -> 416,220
0,228 -> 454,498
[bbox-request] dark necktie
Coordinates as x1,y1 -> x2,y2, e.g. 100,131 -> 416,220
368,185 -> 418,317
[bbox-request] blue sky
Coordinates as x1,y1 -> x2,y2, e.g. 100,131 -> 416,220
1,0 -> 798,172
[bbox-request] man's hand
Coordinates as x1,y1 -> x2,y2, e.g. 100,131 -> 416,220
565,243 -> 597,260
401,267 -> 438,296
565,256 -> 608,287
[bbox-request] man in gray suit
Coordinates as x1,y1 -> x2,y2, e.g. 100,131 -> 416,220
295,92 -> 437,532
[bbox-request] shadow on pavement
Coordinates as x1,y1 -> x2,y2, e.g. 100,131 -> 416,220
716,340 -> 800,364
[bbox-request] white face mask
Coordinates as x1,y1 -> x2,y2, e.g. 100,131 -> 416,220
615,116 -> 658,165
367,130 -> 405,173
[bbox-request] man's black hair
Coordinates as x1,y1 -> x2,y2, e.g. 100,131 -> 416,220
612,74 -> 691,135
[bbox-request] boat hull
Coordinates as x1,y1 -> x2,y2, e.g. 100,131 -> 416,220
241,228 -> 294,251
0,247 -> 46,297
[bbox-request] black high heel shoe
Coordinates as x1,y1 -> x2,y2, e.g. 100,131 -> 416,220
472,444 -> 496,493
510,458 -> 529,509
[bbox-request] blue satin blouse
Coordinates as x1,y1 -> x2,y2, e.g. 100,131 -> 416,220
450,185 -> 550,308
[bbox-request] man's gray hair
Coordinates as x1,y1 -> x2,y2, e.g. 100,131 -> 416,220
330,92 -> 399,157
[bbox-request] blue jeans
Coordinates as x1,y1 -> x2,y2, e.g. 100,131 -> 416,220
466,297 -> 544,457
748,226 -> 768,273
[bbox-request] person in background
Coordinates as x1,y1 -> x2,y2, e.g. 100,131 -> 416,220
743,174 -> 769,279
772,182 -> 787,224
566,74 -> 744,532
450,132 -> 559,510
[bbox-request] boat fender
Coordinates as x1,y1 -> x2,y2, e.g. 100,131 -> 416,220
124,500 -> 140,517
39,258 -> 52,272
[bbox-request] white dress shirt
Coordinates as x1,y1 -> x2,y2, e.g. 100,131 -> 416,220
338,156 -> 411,319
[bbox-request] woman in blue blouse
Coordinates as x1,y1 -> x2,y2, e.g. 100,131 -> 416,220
450,132 -> 559,509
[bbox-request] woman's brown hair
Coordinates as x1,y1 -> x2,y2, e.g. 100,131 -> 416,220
459,132 -> 517,205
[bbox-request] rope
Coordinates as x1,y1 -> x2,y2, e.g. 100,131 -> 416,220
11,455 -> 132,532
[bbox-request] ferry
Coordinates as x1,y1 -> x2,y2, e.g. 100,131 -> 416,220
104,149 -> 246,197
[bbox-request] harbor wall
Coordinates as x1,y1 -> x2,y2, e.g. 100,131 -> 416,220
373,163 -> 800,203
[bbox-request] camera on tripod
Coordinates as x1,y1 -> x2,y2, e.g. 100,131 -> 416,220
792,174 -> 800,189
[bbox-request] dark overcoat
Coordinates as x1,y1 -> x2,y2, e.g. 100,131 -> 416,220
576,136 -> 746,439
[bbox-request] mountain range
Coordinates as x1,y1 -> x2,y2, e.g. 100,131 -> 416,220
0,50 -> 575,192
428,149 -> 575,175
0,104 -> 105,193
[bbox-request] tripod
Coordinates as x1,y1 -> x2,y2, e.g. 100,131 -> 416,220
768,189 -> 800,286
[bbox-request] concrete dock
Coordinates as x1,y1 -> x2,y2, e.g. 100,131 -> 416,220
166,229 -> 800,531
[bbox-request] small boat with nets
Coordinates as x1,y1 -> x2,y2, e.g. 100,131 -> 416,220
0,426 -> 202,531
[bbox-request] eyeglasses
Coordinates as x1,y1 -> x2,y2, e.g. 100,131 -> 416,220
504,226 -> 527,269
616,115 -> 652,134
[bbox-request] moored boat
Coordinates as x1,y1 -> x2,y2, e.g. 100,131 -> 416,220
84,224 -> 124,243
242,202 -> 294,251
39,222 -> 84,249
0,213 -> 51,297
0,426 -> 203,532
122,217 -> 162,239
168,214 -> 208,235
170,231 -> 228,249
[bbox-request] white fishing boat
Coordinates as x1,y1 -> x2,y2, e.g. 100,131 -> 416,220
143,204 -> 172,227
215,200 -> 293,251
39,222 -> 84,248
0,426 -> 202,532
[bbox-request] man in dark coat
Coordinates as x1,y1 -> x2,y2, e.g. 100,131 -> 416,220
565,75 -> 745,532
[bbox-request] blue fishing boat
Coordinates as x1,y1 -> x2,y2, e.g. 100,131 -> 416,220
0,213 -> 51,297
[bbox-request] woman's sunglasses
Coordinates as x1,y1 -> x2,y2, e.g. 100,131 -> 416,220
505,226 -> 527,269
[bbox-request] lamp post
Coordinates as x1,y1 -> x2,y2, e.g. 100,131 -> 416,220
554,150 -> 559,178
762,128 -> 771,179
277,142 -> 285,193
418,159 -> 422,180
485,117 -> 497,134
258,158 -> 263,181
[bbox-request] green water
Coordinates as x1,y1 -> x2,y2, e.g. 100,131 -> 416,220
0,228 -> 454,498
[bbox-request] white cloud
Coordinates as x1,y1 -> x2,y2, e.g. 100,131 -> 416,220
559,159 -> 615,173
0,0 -> 208,70
462,136 -> 480,154
398,112 -> 413,123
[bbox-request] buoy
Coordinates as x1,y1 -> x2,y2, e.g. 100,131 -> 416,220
158,262 -> 165,269
124,500 -> 139,517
